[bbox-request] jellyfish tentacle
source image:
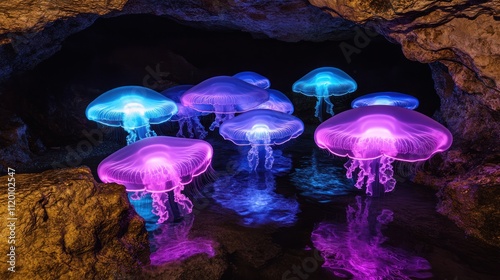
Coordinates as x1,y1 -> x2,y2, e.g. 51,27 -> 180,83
193,117 -> 208,139
151,192 -> 169,223
247,144 -> 259,170
314,97 -> 323,122
324,96 -> 335,116
174,186 -> 194,214
186,118 -> 195,138
177,119 -> 187,138
264,145 -> 274,170
379,156 -> 396,192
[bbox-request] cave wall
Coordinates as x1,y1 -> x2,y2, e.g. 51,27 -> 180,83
0,0 -> 499,245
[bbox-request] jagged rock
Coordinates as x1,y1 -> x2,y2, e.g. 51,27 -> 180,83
0,167 -> 150,279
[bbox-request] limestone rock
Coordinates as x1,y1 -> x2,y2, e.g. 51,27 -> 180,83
0,167 -> 150,279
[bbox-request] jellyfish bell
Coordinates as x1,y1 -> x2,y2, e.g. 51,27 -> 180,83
314,105 -> 452,196
161,85 -> 209,139
98,136 -> 213,223
254,89 -> 294,114
220,109 -> 304,170
180,76 -> 269,131
293,67 -> 357,121
232,71 -> 271,89
86,86 -> 178,145
351,92 -> 419,110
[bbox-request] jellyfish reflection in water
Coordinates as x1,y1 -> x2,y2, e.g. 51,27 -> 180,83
211,170 -> 299,227
312,196 -> 432,279
351,91 -> 419,110
314,105 -> 452,196
86,86 -> 178,145
181,76 -> 269,130
220,109 -> 304,170
161,85 -> 208,139
98,136 -> 213,223
293,67 -> 357,121
149,214 -> 215,265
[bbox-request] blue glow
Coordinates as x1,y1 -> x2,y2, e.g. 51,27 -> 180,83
232,71 -> 271,89
211,171 -> 299,227
254,89 -> 294,114
181,76 -> 269,130
291,149 -> 356,202
127,192 -> 161,231
351,92 -> 419,109
219,109 -> 303,170
161,85 -> 209,139
86,86 -> 178,144
292,67 -> 357,120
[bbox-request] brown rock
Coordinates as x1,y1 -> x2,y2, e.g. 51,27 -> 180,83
0,167 -> 150,279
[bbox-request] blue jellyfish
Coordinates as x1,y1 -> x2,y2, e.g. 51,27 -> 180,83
293,67 -> 357,121
219,109 -> 304,170
351,91 -> 419,109
181,76 -> 269,131
86,86 -> 178,145
232,71 -> 271,89
254,89 -> 294,114
161,85 -> 209,139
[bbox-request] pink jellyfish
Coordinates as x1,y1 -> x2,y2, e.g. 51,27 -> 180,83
314,105 -> 452,196
181,76 -> 269,131
98,136 -> 213,223
161,85 -> 209,139
254,89 -> 295,114
232,71 -> 271,89
219,109 -> 304,170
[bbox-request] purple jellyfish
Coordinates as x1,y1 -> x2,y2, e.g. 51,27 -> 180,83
161,85 -> 208,139
219,109 -> 304,170
293,67 -> 357,121
312,196 -> 432,279
181,76 -> 269,131
351,91 -> 419,110
254,89 -> 294,114
86,86 -> 178,145
232,71 -> 271,89
98,136 -> 213,223
314,105 -> 452,196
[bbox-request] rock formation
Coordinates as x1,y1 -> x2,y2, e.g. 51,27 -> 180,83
0,167 -> 150,279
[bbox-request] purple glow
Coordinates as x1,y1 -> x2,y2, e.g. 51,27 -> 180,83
219,109 -> 304,170
98,136 -> 213,223
232,71 -> 271,89
293,67 -> 357,121
161,85 -> 209,139
314,105 -> 452,195
351,92 -> 419,110
86,86 -> 178,145
254,89 -> 294,114
149,215 -> 215,265
312,197 -> 432,279
181,76 -> 269,130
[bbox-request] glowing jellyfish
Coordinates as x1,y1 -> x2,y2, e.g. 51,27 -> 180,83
86,86 -> 178,145
161,85 -> 208,139
293,67 -> 357,121
181,76 -> 269,131
232,71 -> 271,89
220,109 -> 304,170
254,89 -> 294,114
314,105 -> 453,196
312,196 -> 432,279
98,136 -> 213,223
351,91 -> 419,110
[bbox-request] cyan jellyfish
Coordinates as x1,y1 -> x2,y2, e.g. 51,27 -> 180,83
161,85 -> 209,139
254,89 -> 294,114
219,109 -> 304,170
86,86 -> 178,145
181,76 -> 269,131
351,91 -> 419,109
314,105 -> 453,196
98,136 -> 213,223
292,67 -> 357,121
312,196 -> 432,279
232,71 -> 271,89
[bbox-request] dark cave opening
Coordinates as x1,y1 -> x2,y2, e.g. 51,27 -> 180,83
4,14 -> 439,148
